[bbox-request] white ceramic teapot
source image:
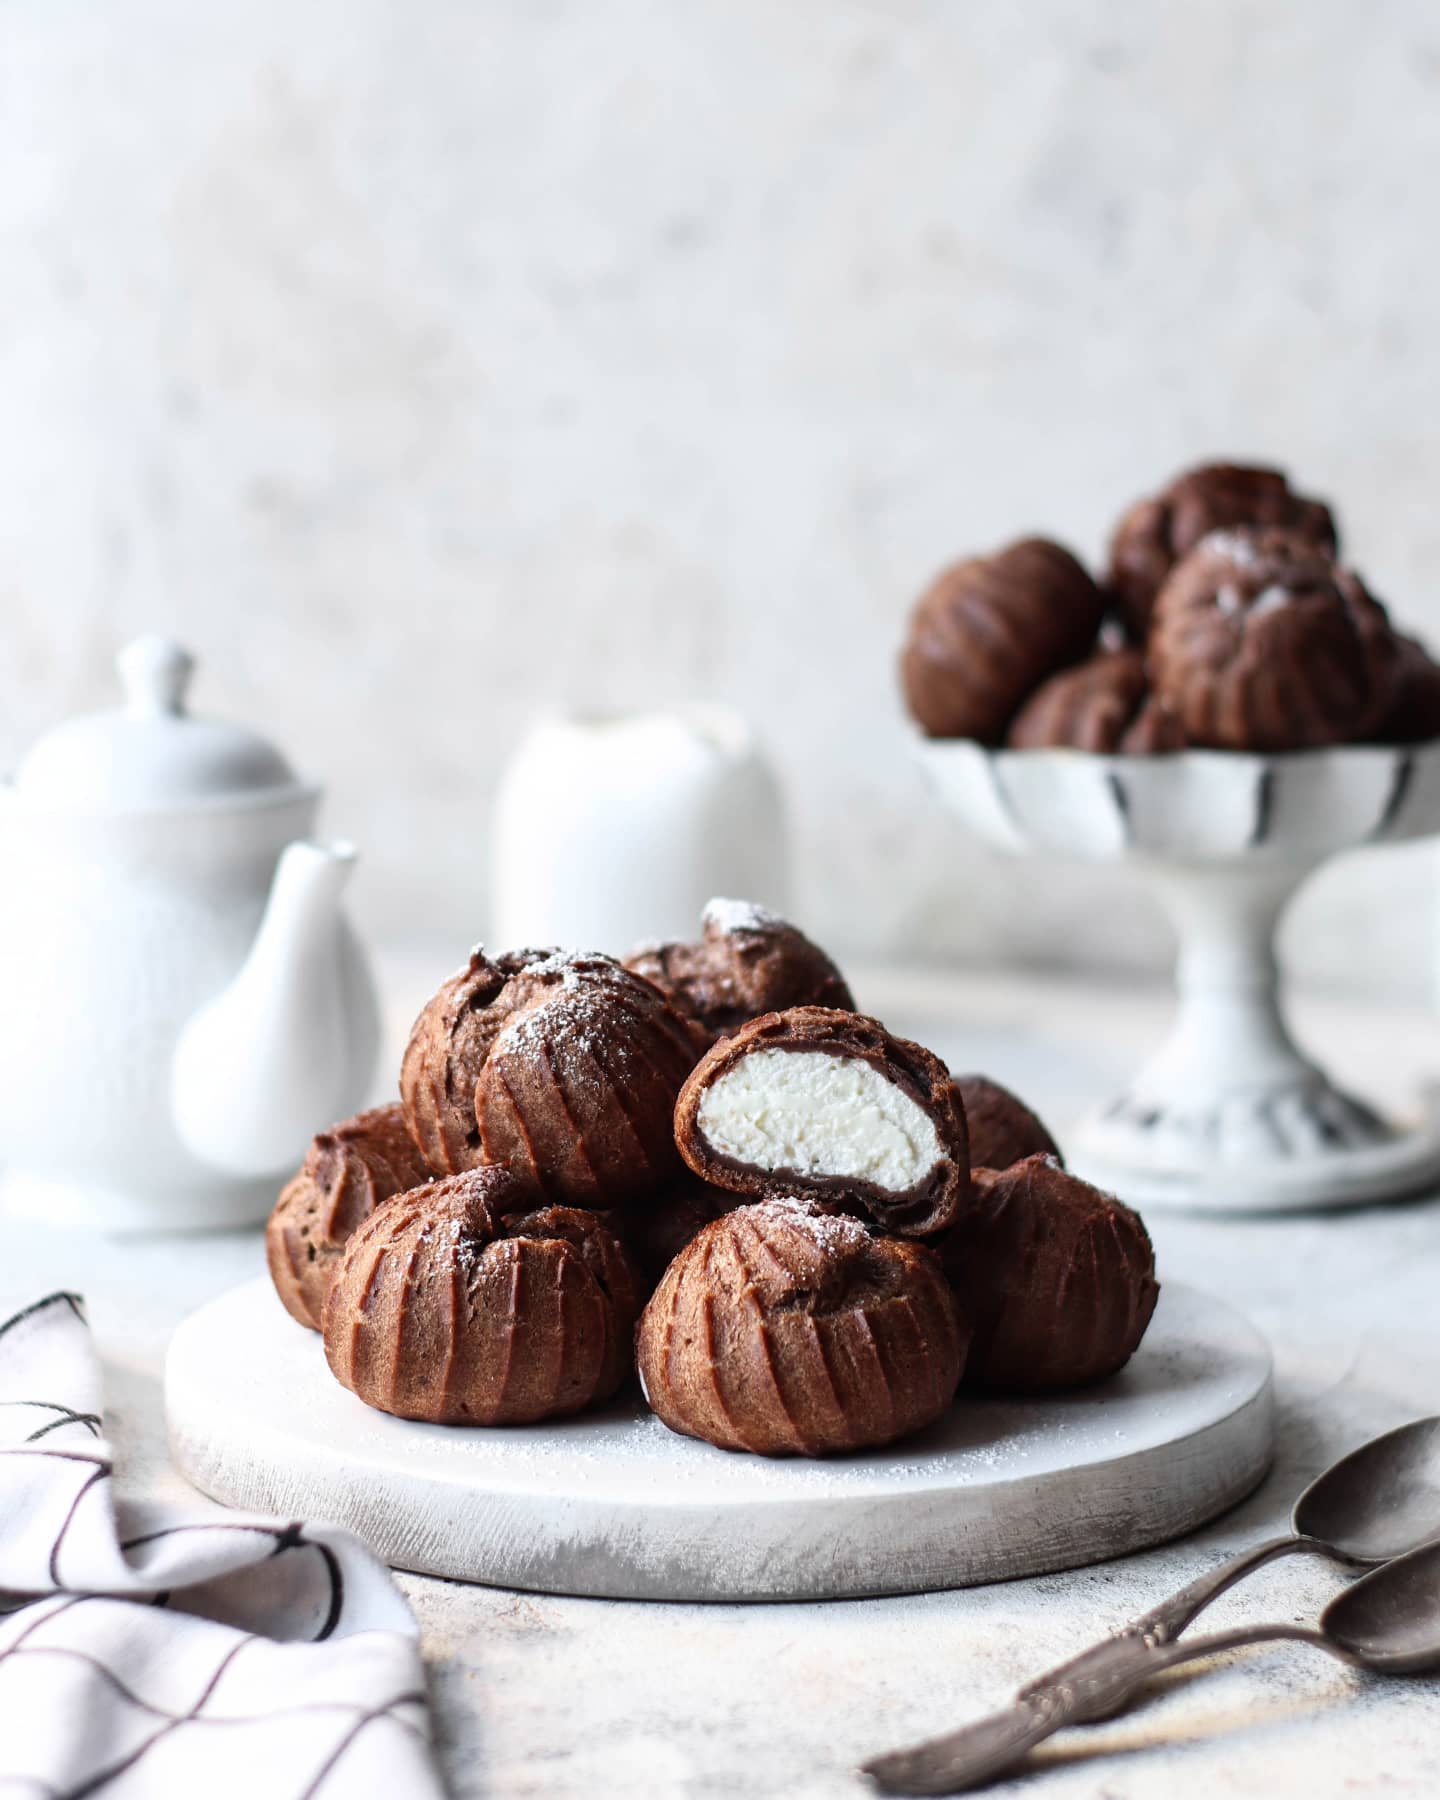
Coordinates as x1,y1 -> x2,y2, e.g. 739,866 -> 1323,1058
0,636 -> 380,1231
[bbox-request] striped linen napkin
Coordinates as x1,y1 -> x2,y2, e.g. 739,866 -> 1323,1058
0,1289 -> 443,1798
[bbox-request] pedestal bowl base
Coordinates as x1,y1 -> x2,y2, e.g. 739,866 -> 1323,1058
1072,1092 -> 1440,1214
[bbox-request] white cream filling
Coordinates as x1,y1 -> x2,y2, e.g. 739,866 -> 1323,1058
697,1049 -> 943,1191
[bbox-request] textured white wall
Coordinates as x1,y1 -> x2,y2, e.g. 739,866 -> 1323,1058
3,1 -> 1438,986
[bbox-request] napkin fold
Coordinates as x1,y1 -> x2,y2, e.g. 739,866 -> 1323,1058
0,1289 -> 443,1798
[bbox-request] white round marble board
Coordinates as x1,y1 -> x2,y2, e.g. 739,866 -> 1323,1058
165,1278 -> 1274,1604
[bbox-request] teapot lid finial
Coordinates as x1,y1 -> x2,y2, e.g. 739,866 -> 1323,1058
11,634 -> 310,814
118,636 -> 196,719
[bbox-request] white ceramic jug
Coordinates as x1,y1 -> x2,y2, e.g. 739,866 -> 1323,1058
490,706 -> 787,953
0,636 -> 380,1230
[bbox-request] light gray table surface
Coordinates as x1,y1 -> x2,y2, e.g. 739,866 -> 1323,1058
6,955 -> 1440,1799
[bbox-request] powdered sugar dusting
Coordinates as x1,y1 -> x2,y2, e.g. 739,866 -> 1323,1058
490,951 -> 672,1074
497,986 -> 606,1063
747,1196 -> 872,1254
520,948 -> 604,985
1250,583 -> 1297,617
1198,528 -> 1264,568
703,897 -> 783,935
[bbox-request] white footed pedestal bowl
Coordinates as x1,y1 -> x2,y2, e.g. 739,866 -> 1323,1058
921,740 -> 1440,1213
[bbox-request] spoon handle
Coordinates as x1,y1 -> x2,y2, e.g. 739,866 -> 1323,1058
1016,1531 -> 1307,1718
862,1621 -> 1329,1795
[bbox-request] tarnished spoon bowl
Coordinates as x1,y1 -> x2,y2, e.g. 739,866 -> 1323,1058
1295,1416 -> 1440,1564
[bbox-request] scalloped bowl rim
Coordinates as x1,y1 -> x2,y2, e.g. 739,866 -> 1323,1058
913,736 -> 1440,776
912,732 -> 1440,860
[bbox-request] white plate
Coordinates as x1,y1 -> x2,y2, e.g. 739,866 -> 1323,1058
166,1278 -> 1273,1603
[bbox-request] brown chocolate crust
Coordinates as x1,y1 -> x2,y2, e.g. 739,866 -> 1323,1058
900,538 -> 1106,742
1375,633 -> 1440,744
1005,650 -> 1187,754
938,1155 -> 1158,1392
636,1199 -> 968,1456
474,951 -> 706,1207
673,1005 -> 970,1237
624,898 -> 854,1039
1107,462 -> 1338,639
954,1076 -> 1062,1172
1121,689 -> 1191,754
322,1165 -> 641,1425
399,948 -> 553,1173
1149,528 -> 1397,751
618,1175 -> 742,1290
266,1104 -> 433,1331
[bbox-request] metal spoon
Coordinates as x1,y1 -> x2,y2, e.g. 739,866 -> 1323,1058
863,1536 -> 1440,1794
861,1415 -> 1440,1793
1008,1413 -> 1440,1722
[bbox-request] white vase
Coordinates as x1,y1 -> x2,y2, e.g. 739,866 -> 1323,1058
490,706 -> 786,955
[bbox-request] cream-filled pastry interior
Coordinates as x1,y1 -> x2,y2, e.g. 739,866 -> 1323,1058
696,1048 -> 943,1191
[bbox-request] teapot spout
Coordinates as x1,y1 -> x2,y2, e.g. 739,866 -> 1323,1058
172,840 -> 380,1181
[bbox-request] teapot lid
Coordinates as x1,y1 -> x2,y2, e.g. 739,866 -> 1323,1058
11,636 -> 308,813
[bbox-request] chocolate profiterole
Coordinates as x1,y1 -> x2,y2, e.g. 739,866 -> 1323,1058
674,1006 -> 969,1237
900,538 -> 1107,742
1108,461 -> 1338,638
323,1165 -> 641,1425
1149,528 -> 1397,752
266,1104 -> 433,1331
625,897 -> 854,1040
1006,650 -> 1187,754
636,1199 -> 967,1456
401,948 -> 704,1206
939,1155 -> 1158,1392
955,1075 -> 1062,1172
